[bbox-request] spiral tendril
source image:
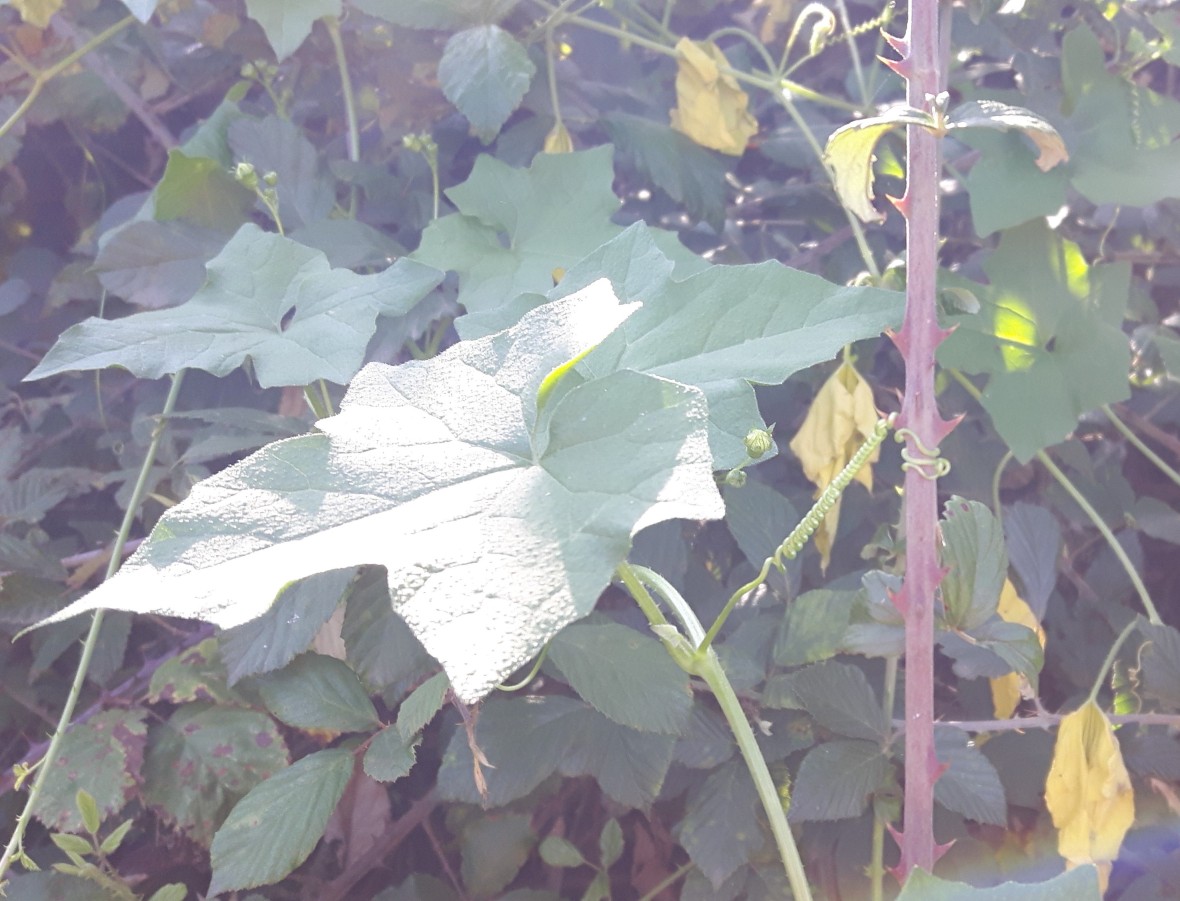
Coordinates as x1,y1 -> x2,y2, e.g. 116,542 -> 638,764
895,426 -> 951,480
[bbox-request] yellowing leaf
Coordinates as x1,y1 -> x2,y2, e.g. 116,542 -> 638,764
11,0 -> 63,28
1044,700 -> 1135,892
669,38 -> 758,156
788,360 -> 880,569
544,121 -> 574,153
989,578 -> 1046,718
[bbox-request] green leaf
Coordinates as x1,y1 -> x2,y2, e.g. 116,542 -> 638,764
117,0 -> 160,22
539,835 -> 586,868
723,481 -> 795,571
37,287 -> 720,703
548,620 -> 692,734
342,567 -> 433,690
604,113 -> 730,229
675,759 -> 763,889
257,653 -> 381,733
933,727 -> 1006,826
153,150 -> 253,230
207,750 -> 353,895
598,818 -> 623,868
93,220 -> 228,309
228,115 -> 337,230
75,789 -> 100,835
146,885 -> 189,901
243,0 -> 341,62
960,130 -> 1069,236
946,99 -> 1068,172
1003,502 -> 1060,618
896,866 -> 1102,900
147,636 -> 241,704
787,739 -> 892,822
939,617 -> 1043,685
940,497 -> 1007,631
823,107 -> 936,223
98,818 -> 134,855
1130,495 -> 1180,544
220,569 -> 353,684
1139,620 -> 1180,706
570,225 -> 903,467
26,223 -> 443,387
1060,26 -> 1180,206
438,695 -> 676,807
773,589 -> 857,667
396,671 -> 450,741
142,704 -> 289,846
412,147 -> 702,325
33,710 -> 147,833
460,813 -> 536,898
438,25 -> 535,142
783,660 -> 889,742
937,220 -> 1131,461
363,725 -> 418,783
50,833 -> 92,857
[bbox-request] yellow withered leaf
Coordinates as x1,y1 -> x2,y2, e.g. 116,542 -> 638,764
11,0 -> 63,28
543,121 -> 574,154
788,360 -> 880,570
989,578 -> 1046,719
669,38 -> 759,156
1044,700 -> 1135,892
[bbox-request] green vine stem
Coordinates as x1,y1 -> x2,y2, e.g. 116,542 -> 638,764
617,563 -> 815,901
1037,449 -> 1162,626
0,14 -> 136,144
1087,617 -> 1140,705
990,449 -> 1014,529
869,655 -> 899,901
949,370 -> 1161,627
325,16 -> 360,218
636,861 -> 694,901
701,414 -> 893,651
528,0 -> 863,113
1102,403 -> 1180,490
0,371 -> 187,880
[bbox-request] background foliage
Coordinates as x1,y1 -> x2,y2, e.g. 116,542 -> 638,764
0,0 -> 1178,898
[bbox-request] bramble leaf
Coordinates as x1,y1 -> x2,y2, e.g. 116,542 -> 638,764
438,25 -> 535,142
33,710 -> 147,833
788,739 -> 892,821
142,704 -> 289,846
676,759 -> 763,888
256,653 -> 381,734
208,748 -> 354,895
940,497 -> 1007,631
548,620 -> 693,735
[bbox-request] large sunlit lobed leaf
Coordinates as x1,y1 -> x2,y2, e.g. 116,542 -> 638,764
34,283 -> 721,702
26,223 -> 443,388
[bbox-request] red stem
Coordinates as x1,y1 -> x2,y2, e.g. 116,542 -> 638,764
893,0 -> 950,878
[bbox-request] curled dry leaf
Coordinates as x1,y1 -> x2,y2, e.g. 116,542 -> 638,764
669,38 -> 758,156
1044,700 -> 1134,892
788,359 -> 880,570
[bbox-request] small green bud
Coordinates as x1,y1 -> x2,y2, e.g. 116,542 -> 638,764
240,62 -> 257,78
744,427 -> 774,459
724,469 -> 747,488
232,161 -> 258,189
262,170 -> 278,187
